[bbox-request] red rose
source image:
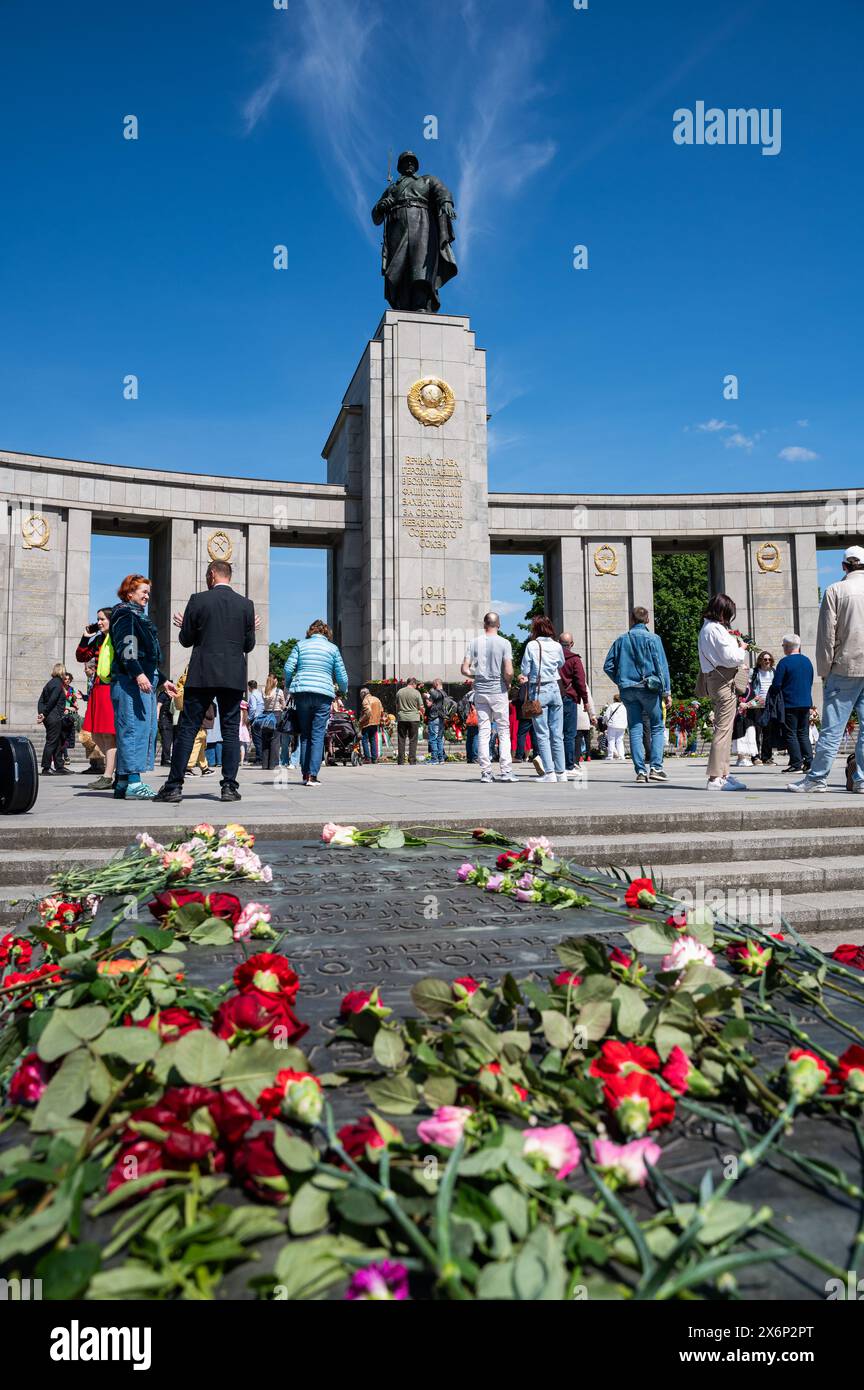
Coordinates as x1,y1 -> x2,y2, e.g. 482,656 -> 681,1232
163,1128 -> 222,1166
835,1045 -> 864,1096
213,989 -> 307,1045
553,969 -> 582,988
337,1116 -> 387,1162
604,1071 -> 675,1136
624,877 -> 656,909
340,989 -> 372,1016
452,976 -> 479,998
661,1045 -> 692,1095
232,1132 -> 291,1204
609,947 -> 634,969
665,911 -> 688,930
106,1138 -> 166,1195
8,1052 -> 51,1105
148,889 -> 205,920
589,1039 -> 660,1082
233,953 -> 300,1002
496,850 -> 523,870
726,940 -> 772,976
207,1088 -> 261,1144
832,944 -> 864,971
203,892 -> 243,924
4,963 -> 61,1010
0,934 -> 33,969
133,1007 -> 203,1042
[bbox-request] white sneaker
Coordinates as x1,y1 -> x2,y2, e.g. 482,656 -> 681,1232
538,772 -> 557,783
557,773 -> 568,782
480,773 -> 493,783
736,758 -> 753,768
531,755 -> 546,777
568,766 -> 585,779
495,772 -> 518,782
788,777 -> 826,793
707,776 -> 746,791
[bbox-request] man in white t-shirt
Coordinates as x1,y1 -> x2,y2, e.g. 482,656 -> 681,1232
461,612 -> 515,783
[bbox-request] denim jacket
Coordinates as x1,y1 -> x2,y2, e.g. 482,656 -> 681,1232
603,624 -> 671,694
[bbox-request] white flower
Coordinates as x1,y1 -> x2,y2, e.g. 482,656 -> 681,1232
661,936 -> 716,973
524,835 -> 554,863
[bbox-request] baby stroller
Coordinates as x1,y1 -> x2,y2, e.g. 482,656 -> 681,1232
325,708 -> 363,766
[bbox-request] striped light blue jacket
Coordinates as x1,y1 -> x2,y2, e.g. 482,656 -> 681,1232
284,635 -> 348,698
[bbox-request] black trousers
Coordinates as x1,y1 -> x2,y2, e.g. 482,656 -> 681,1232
163,688 -> 243,789
784,706 -> 811,769
159,707 -> 174,764
41,714 -> 64,772
397,720 -> 419,764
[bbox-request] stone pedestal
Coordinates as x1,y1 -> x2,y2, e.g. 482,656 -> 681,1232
326,311 -> 491,685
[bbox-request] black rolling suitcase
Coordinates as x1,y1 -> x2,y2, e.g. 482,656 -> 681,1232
0,736 -> 39,814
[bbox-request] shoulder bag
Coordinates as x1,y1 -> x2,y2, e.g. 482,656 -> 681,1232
522,641 -> 543,719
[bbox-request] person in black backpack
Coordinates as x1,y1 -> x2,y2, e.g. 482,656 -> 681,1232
37,662 -> 70,775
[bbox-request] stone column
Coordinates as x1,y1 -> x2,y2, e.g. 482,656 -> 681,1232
546,537 -> 586,655
0,501 -> 11,724
719,535 -> 750,630
792,531 -> 822,701
747,537 -> 794,651
629,537 -> 654,619
356,311 -> 491,682
246,524 -> 270,687
64,509 -> 92,676
585,539 -> 630,704
330,526 -> 364,696
9,504 -> 67,725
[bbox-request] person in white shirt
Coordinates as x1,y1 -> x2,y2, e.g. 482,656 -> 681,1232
602,692 -> 628,760
698,593 -> 751,791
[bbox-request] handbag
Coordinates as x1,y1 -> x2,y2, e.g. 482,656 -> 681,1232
276,695 -> 297,736
626,632 -> 663,693
522,641 -> 543,719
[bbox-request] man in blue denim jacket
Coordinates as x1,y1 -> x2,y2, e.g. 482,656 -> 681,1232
604,607 -> 672,784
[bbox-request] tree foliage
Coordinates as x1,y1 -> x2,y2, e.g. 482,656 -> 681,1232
652,552 -> 709,698
268,638 -> 297,677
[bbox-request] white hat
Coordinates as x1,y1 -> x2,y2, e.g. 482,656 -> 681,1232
844,545 -> 864,564
781,633 -> 801,646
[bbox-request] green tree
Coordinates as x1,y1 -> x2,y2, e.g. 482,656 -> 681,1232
518,560 -> 545,632
268,638 -> 296,677
652,552 -> 709,698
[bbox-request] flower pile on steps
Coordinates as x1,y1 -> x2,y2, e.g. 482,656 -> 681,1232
2,824 -> 864,1301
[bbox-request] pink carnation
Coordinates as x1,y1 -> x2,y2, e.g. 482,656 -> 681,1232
521,1124 -> 581,1180
416,1106 -> 472,1149
593,1137 -> 662,1187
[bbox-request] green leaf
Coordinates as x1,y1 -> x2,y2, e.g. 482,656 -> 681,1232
36,1012 -> 80,1063
654,1023 -> 696,1061
63,1005 -> 111,1041
541,1010 -> 573,1050
372,1029 -> 407,1070
576,1000 -> 613,1042
36,1243 -> 101,1299
222,1206 -> 286,1243
422,1074 -> 458,1108
0,1196 -> 72,1262
613,984 -> 648,1038
476,1259 -> 517,1298
221,1038 -> 307,1101
364,1072 -> 419,1115
333,1187 -> 388,1226
376,827 -> 406,849
31,1048 -> 92,1130
91,1027 -> 161,1064
626,923 -> 679,955
273,1234 -> 367,1300
172,1029 -> 229,1085
288,1180 -> 331,1235
490,1183 -> 529,1239
188,917 -> 234,947
673,1199 -> 755,1246
133,925 -> 174,950
513,1249 -> 547,1300
273,1125 -> 317,1172
458,1016 -> 501,1061
85,1263 -> 174,1299
410,977 -> 455,1018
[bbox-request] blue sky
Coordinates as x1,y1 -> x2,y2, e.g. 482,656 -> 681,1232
1,0 -> 860,637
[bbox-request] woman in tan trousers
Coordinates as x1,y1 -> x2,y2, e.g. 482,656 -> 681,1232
697,594 -> 751,791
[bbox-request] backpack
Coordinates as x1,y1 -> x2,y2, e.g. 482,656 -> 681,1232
442,695 -> 458,720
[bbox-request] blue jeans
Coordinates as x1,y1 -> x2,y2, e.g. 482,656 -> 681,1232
465,725 -> 478,763
111,673 -> 157,778
294,691 -> 332,779
620,687 -> 664,775
531,685 -> 564,774
562,696 -> 578,770
805,675 -> 864,786
250,718 -> 265,762
428,716 -> 445,763
361,727 -> 379,762
206,742 -> 222,766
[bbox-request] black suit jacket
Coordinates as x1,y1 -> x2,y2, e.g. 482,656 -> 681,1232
179,585 -> 255,691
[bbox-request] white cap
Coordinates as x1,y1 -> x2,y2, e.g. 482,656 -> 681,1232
844,545 -> 864,564
781,633 -> 801,646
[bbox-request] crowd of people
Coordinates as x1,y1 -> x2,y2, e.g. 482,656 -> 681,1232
35,543 -> 864,799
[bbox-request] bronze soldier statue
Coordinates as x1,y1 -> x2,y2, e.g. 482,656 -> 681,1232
371,151 -> 457,313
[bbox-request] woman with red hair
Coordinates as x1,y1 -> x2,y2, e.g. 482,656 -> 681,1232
108,575 -> 177,799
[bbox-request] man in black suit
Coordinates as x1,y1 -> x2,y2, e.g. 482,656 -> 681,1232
153,560 -> 257,803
